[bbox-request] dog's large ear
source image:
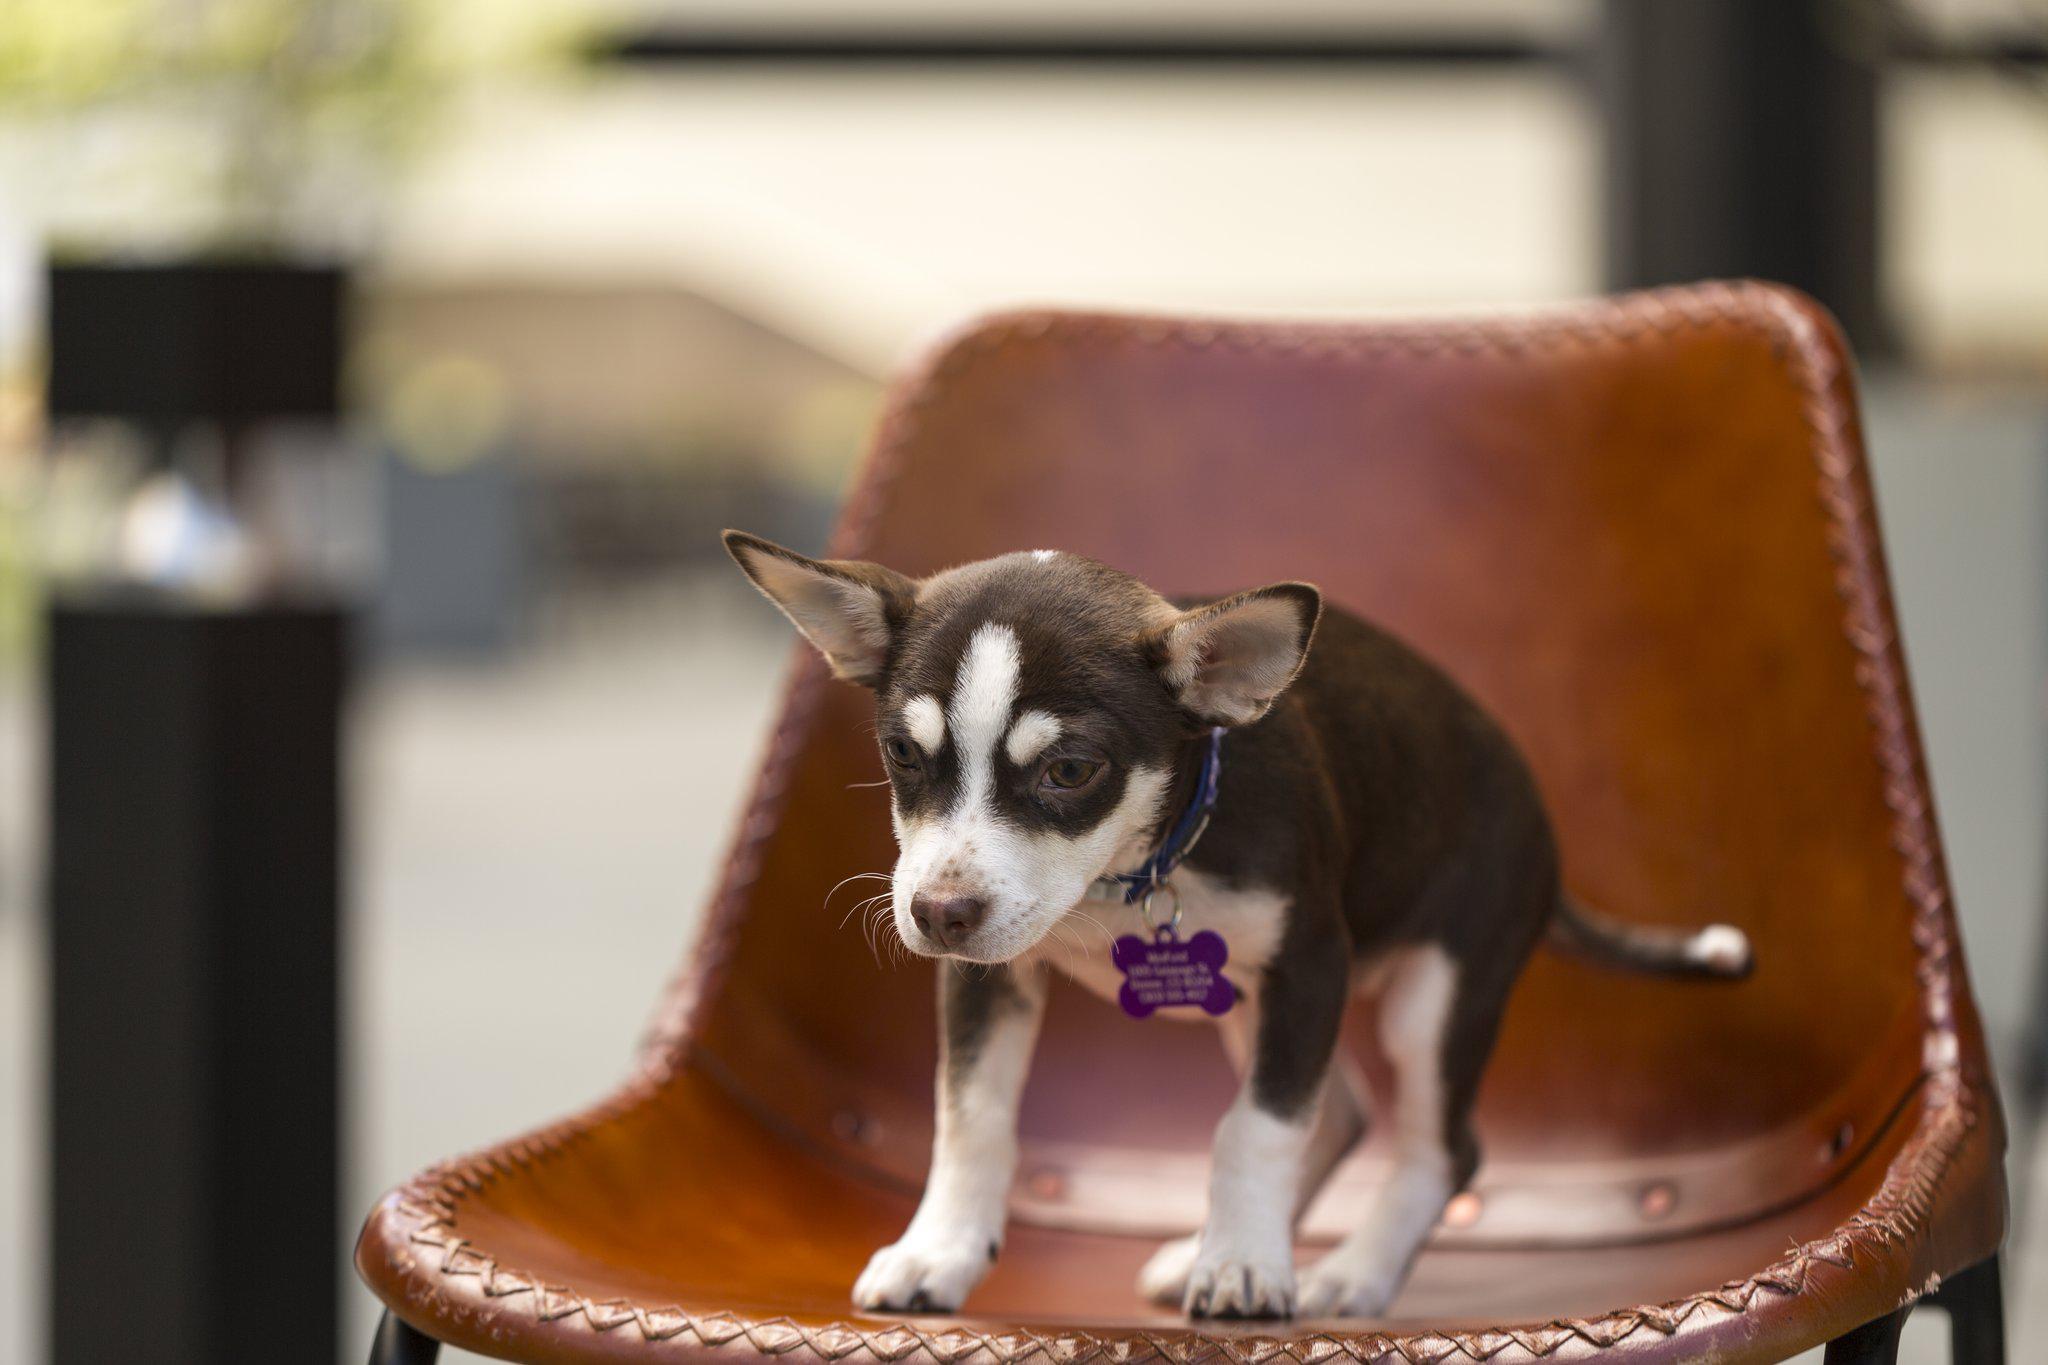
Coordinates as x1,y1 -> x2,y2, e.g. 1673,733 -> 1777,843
1146,583 -> 1321,726
724,530 -> 916,687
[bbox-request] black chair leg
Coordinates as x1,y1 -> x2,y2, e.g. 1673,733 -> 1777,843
371,1310 -> 441,1364
1824,1303 -> 1909,1365
1929,1254 -> 2006,1365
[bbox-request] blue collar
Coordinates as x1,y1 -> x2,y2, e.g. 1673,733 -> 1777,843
1097,727 -> 1227,904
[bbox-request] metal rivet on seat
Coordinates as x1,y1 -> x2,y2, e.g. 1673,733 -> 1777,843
1442,1192 -> 1482,1228
1024,1167 -> 1068,1200
1639,1182 -> 1676,1219
830,1109 -> 873,1145
1823,1122 -> 1854,1163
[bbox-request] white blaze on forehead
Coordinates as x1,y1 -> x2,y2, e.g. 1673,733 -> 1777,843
948,624 -> 1021,804
888,621 -> 1187,964
903,694 -> 946,752
1004,709 -> 1062,766
886,620 -> 1176,963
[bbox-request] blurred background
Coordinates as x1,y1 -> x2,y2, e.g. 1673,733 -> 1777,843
1,1 -> 2046,1361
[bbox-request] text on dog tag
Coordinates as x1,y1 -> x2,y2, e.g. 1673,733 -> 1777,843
1113,928 -> 1235,1018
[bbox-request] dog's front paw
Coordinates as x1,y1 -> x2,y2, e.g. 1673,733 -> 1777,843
1183,1239 -> 1296,1319
852,1233 -> 997,1314
1296,1251 -> 1405,1319
1137,1233 -> 1201,1306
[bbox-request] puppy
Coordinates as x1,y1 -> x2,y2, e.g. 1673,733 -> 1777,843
726,532 -> 1751,1320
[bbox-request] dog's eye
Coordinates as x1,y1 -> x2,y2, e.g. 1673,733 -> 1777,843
1041,757 -> 1101,791
884,738 -> 920,770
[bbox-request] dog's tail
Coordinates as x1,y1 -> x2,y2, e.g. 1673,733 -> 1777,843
1547,896 -> 1753,980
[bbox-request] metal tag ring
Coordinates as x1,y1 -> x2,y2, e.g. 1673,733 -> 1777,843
1140,880 -> 1183,938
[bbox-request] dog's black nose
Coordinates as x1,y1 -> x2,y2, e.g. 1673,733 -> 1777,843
910,894 -> 987,950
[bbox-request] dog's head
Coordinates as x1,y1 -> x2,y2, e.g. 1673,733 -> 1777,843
725,533 -> 1320,963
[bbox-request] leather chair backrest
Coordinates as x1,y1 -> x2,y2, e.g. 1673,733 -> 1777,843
667,285 -> 1975,1243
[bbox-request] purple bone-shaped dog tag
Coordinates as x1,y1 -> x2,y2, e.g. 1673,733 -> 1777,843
1113,928 -> 1235,1018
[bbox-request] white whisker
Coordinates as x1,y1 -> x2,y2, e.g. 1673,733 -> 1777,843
1067,910 -> 1118,951
860,900 -> 900,965
827,870 -> 893,925
840,891 -> 892,931
1048,922 -> 1083,973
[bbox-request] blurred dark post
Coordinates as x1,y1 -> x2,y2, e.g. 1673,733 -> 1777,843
47,602 -> 344,1362
1599,0 -> 1890,353
43,260 -> 346,1364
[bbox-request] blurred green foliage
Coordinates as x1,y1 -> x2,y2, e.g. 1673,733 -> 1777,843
0,0 -> 593,108
0,0 -> 596,249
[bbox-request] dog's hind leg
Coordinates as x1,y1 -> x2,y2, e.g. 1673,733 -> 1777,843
1137,1022 -> 1369,1306
1297,943 -> 1471,1319
1296,1051 -> 1373,1216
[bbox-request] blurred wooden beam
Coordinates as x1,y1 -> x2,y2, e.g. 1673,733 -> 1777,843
600,28 -> 1560,68
597,22 -> 2047,71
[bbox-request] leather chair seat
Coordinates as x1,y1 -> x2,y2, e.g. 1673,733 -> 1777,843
359,1055 -> 1997,1361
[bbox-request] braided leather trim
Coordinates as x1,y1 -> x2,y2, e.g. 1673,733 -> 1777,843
386,1094 -> 1975,1361
375,281 -> 1985,1361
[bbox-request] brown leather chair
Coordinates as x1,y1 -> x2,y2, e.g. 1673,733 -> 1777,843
357,282 -> 2007,1364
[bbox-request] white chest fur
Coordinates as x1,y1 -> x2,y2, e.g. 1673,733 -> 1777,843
1019,866 -> 1289,1014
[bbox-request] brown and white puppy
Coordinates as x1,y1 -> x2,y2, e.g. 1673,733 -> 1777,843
726,532 -> 1751,1320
